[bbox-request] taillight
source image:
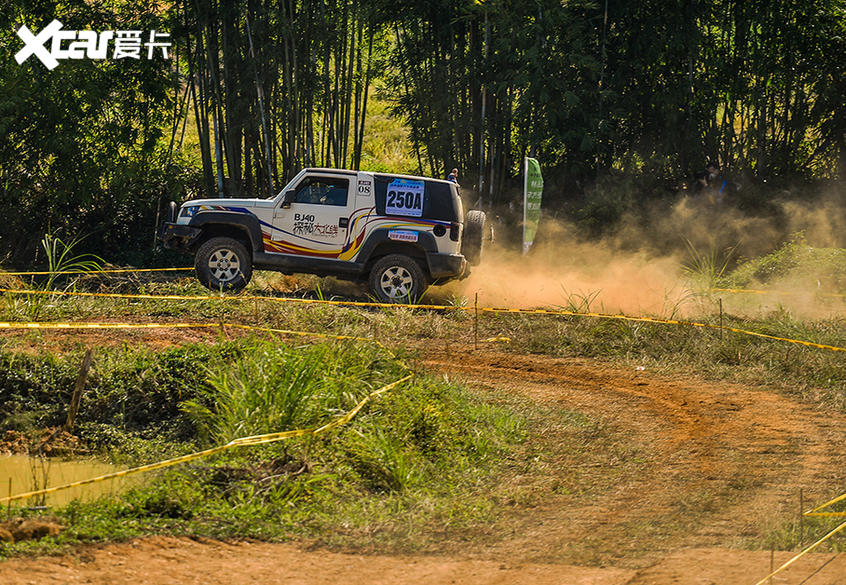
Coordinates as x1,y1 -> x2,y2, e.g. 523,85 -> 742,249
449,222 -> 460,241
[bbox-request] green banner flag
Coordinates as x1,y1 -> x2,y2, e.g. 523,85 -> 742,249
523,157 -> 543,254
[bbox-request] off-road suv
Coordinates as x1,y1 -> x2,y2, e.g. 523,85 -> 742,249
158,168 -> 486,302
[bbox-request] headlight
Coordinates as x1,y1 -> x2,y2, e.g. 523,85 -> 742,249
180,206 -> 199,218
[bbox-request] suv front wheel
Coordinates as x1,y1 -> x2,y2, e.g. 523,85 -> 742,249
369,254 -> 428,303
195,236 -> 252,292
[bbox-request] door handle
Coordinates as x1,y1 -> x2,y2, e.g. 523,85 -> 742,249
339,217 -> 349,228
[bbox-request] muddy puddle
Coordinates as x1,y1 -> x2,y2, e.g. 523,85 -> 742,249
1,455 -> 134,507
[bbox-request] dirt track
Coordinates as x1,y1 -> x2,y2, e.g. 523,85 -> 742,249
419,348 -> 846,564
2,536 -> 846,585
2,345 -> 845,584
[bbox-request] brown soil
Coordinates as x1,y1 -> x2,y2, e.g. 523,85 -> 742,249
0,519 -> 64,544
2,340 -> 845,584
417,347 -> 846,566
0,539 -> 844,585
0,428 -> 83,456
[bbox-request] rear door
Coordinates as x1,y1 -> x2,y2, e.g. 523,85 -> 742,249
269,172 -> 353,258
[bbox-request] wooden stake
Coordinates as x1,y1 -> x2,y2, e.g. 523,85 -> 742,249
719,298 -> 723,340
799,488 -> 804,547
769,546 -> 774,585
6,478 -> 11,520
64,348 -> 93,433
474,292 -> 479,350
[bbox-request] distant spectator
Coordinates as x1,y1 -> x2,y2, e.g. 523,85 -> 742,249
691,170 -> 709,196
704,161 -> 728,205
447,168 -> 459,185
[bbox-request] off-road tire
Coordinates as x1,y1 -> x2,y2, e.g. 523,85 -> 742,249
461,209 -> 486,266
369,254 -> 428,303
195,236 -> 252,292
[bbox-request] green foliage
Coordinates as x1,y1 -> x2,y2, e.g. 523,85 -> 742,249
682,240 -> 737,292
41,234 -> 104,286
0,1 -> 200,265
0,341 -> 242,441
182,341 -> 403,444
2,0 -> 846,261
343,427 -> 422,492
729,234 -> 846,291
557,288 -> 601,313
7,233 -> 108,320
387,0 -> 846,205
0,337 -> 529,556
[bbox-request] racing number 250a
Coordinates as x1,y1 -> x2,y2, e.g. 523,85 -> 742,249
387,190 -> 422,211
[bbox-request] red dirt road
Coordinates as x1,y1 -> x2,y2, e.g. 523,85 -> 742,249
0,536 -> 633,585
1,538 -> 844,585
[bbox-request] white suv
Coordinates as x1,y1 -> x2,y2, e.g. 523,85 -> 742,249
158,168 -> 486,302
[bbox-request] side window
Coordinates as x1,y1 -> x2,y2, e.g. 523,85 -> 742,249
294,177 -> 349,207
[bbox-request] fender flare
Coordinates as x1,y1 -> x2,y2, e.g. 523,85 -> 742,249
188,211 -> 265,254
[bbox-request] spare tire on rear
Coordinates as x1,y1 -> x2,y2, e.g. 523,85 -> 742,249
461,210 -> 486,266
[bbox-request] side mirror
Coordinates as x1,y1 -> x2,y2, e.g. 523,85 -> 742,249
281,190 -> 296,208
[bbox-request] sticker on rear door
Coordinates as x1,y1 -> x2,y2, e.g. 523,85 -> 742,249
388,229 -> 419,242
386,179 -> 424,217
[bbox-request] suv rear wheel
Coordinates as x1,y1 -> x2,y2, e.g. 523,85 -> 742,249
369,254 -> 428,303
195,236 -> 252,292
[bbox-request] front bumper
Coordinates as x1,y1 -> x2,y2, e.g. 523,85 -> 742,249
426,252 -> 467,280
157,222 -> 202,252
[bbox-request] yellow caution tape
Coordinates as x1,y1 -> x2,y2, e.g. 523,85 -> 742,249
2,288 -> 844,352
0,321 -> 382,347
0,373 -> 413,505
475,307 -> 846,353
0,267 -> 193,276
803,490 -> 846,518
0,321 -> 219,330
752,519 -> 846,585
752,489 -> 846,583
0,288 -> 237,302
712,287 -> 846,299
0,287 -> 463,309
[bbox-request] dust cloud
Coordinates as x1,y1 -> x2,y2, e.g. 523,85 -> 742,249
450,188 -> 846,319
458,221 -> 688,316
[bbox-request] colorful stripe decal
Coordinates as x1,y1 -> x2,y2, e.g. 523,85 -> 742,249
204,205 -> 446,260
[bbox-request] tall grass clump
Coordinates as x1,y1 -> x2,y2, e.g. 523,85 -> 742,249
4,233 -> 104,320
182,340 -> 405,444
681,239 -> 736,292
40,233 -> 104,289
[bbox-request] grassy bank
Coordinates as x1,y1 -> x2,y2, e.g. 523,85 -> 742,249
0,337 -> 539,558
